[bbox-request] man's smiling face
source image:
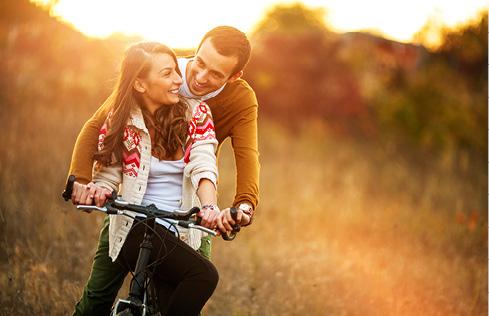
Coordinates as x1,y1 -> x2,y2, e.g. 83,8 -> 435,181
186,38 -> 241,96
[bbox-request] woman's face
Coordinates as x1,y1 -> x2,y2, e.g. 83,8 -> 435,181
139,53 -> 183,110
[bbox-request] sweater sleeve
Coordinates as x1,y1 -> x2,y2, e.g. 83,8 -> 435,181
184,102 -> 218,190
68,104 -> 109,184
92,163 -> 122,193
230,96 -> 260,210
91,114 -> 122,192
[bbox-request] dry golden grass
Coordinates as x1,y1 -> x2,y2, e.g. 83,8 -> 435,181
0,106 -> 486,315
207,121 -> 486,316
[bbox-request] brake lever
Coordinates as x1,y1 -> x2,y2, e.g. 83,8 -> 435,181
76,205 -> 108,213
162,219 -> 218,236
187,223 -> 218,236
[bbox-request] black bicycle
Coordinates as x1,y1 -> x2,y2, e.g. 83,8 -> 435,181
62,175 -> 239,316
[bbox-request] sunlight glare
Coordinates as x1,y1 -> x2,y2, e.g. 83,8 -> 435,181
33,0 -> 488,48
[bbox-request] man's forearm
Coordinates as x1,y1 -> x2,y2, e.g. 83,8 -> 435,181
68,104 -> 109,184
233,150 -> 260,209
231,106 -> 260,210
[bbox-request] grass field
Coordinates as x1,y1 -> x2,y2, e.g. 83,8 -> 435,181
0,106 -> 486,315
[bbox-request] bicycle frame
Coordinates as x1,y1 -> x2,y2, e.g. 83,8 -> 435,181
62,175 -> 240,315
111,217 -> 158,316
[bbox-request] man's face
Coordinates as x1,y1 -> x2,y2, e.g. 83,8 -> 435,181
186,38 -> 241,96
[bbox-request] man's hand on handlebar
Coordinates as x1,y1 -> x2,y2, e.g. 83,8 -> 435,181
71,181 -> 113,208
216,208 -> 250,234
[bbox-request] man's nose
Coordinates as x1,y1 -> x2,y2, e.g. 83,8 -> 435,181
195,70 -> 208,84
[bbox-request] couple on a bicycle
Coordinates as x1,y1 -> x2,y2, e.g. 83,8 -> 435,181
68,26 -> 259,316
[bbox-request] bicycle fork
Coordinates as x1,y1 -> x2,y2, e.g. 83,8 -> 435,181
130,218 -> 154,302
113,218 -> 156,315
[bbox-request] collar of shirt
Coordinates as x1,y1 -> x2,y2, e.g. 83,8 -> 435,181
178,57 -> 226,101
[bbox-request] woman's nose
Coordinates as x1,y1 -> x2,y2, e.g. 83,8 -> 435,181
174,73 -> 183,85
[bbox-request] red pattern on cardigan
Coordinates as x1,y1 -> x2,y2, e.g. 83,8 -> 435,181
184,102 -> 216,163
97,103 -> 216,177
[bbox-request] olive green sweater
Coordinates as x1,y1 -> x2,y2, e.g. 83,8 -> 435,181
68,78 -> 260,210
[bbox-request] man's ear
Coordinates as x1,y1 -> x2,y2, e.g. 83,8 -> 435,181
134,78 -> 146,93
227,70 -> 243,83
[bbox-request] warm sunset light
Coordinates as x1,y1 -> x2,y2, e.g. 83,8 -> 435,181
33,0 -> 487,48
5,0 -> 488,314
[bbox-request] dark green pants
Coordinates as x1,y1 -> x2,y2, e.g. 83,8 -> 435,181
72,216 -> 212,316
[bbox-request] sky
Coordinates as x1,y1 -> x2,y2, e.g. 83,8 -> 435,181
34,0 -> 487,48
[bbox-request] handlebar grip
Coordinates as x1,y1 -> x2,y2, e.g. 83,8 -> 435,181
62,175 -> 116,205
221,207 -> 241,241
62,175 -> 76,201
189,206 -> 201,216
230,207 -> 241,233
109,191 -> 117,202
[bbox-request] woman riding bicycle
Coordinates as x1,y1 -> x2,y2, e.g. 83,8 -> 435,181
74,42 -> 220,316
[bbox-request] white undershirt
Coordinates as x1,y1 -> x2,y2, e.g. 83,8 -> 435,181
140,155 -> 185,231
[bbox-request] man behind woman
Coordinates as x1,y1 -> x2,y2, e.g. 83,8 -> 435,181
70,27 -> 260,315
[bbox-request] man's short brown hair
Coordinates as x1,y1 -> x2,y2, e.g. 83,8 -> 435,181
197,26 -> 251,76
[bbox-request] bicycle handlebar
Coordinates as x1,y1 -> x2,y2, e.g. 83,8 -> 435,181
62,175 -> 239,239
76,204 -> 217,236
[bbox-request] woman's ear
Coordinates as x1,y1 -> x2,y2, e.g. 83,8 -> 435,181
134,78 -> 146,93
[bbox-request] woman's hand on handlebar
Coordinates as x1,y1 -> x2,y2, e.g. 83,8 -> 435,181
197,205 -> 220,229
71,181 -> 94,206
216,208 -> 250,234
92,184 -> 113,207
71,181 -> 112,208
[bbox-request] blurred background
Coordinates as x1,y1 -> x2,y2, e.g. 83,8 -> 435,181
0,0 -> 487,315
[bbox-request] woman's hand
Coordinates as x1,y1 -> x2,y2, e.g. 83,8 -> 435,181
198,205 -> 220,229
71,181 -> 113,208
71,181 -> 94,206
216,208 -> 251,234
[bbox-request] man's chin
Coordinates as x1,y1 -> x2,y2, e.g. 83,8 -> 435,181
190,83 -> 208,96
190,88 -> 206,96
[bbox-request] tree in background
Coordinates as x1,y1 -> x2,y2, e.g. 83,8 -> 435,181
372,12 -> 487,167
247,3 -> 486,168
246,3 -> 368,135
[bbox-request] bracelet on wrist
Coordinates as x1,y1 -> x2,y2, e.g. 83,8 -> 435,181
201,204 -> 217,211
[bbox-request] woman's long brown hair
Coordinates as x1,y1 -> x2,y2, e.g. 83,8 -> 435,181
94,42 -> 188,166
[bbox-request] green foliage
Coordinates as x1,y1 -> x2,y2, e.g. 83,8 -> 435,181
248,3 -> 486,165
437,13 -> 487,87
372,12 -> 487,164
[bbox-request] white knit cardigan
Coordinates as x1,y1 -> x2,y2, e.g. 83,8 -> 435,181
92,99 -> 218,262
